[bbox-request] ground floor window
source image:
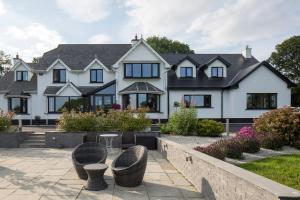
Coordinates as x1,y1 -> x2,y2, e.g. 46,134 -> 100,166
93,95 -> 115,111
8,97 -> 28,114
247,93 -> 277,109
184,95 -> 211,108
48,96 -> 89,113
122,93 -> 160,112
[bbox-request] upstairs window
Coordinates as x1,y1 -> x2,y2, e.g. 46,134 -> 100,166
247,93 -> 277,109
211,67 -> 223,78
53,69 -> 66,83
8,97 -> 28,114
180,67 -> 193,78
90,69 -> 103,83
16,71 -> 28,81
124,63 -> 159,78
184,95 -> 211,108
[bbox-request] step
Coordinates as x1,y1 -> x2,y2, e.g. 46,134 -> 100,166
19,143 -> 46,148
26,136 -> 45,140
23,139 -> 45,143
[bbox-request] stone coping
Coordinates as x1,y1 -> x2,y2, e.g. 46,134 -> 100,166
158,137 -> 300,199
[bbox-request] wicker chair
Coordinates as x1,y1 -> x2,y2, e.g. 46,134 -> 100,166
111,145 -> 148,187
72,142 -> 107,180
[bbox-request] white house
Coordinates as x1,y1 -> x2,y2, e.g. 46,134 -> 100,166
0,38 -> 295,125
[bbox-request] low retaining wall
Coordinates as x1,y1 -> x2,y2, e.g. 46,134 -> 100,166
0,131 -> 31,148
157,137 -> 300,200
45,132 -> 86,148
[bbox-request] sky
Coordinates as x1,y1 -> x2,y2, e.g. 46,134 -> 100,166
0,0 -> 299,62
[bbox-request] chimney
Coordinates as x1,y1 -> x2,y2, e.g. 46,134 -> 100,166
131,34 -> 139,46
242,45 -> 252,59
13,53 -> 21,65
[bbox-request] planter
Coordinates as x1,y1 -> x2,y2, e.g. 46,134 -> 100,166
45,131 -> 87,148
135,132 -> 160,150
0,131 -> 31,148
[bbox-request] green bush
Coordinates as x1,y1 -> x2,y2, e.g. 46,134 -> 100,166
117,109 -> 151,132
158,123 -> 173,134
162,105 -> 197,135
196,120 -> 224,137
257,132 -> 284,150
253,107 -> 300,144
238,137 -> 260,153
217,138 -> 243,159
0,111 -> 13,132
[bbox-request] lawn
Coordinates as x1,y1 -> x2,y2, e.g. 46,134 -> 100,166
239,154 -> 300,191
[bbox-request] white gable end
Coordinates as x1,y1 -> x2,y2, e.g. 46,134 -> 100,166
176,59 -> 197,78
56,83 -> 81,96
204,60 -> 227,77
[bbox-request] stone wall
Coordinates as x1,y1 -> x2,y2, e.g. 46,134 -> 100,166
157,138 -> 300,200
0,132 -> 31,148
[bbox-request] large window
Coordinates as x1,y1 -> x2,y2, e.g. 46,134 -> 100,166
123,93 -> 160,112
124,63 -> 159,78
16,71 -> 28,81
90,69 -> 103,83
180,67 -> 193,78
8,98 -> 28,114
184,95 -> 211,108
247,93 -> 277,109
211,67 -> 223,78
94,95 -> 115,110
48,96 -> 89,113
53,69 -> 66,83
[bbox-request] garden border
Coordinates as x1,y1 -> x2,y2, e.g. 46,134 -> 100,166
0,131 -> 32,148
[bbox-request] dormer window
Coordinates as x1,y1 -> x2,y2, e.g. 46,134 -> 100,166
211,67 -> 223,78
90,69 -> 103,83
180,67 -> 193,78
16,71 -> 28,81
53,69 -> 66,83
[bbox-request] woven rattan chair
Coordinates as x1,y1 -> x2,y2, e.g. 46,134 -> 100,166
111,145 -> 148,187
72,142 -> 107,180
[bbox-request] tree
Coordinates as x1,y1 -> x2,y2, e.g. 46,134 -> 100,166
0,51 -> 11,75
268,35 -> 300,82
268,36 -> 300,107
32,57 -> 41,63
146,36 -> 194,54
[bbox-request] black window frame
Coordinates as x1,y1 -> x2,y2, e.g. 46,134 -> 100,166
124,63 -> 160,78
8,97 -> 28,114
211,67 -> 223,78
47,96 -> 89,114
122,93 -> 160,112
53,69 -> 66,83
93,94 -> 116,111
90,69 -> 103,83
246,93 -> 277,110
183,95 -> 211,108
180,67 -> 193,78
16,71 -> 28,81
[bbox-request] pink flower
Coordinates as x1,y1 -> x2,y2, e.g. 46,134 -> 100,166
236,126 -> 256,138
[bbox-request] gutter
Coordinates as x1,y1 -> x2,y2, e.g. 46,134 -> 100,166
221,89 -> 224,119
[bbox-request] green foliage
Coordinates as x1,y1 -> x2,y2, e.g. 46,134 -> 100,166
0,51 -> 11,75
157,123 -> 173,134
292,140 -> 300,150
268,35 -> 300,82
32,57 -> 41,63
257,132 -> 284,150
239,154 -> 300,190
163,105 -> 197,135
58,109 -> 151,132
0,110 -> 13,131
196,120 -> 224,137
217,138 -> 243,159
238,137 -> 260,153
146,36 -> 194,54
292,83 -> 300,107
253,107 -> 300,144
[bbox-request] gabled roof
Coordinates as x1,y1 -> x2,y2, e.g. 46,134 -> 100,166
119,82 -> 164,94
201,55 -> 231,69
0,71 -> 37,96
44,84 -> 100,96
31,44 -> 132,71
56,82 -> 82,96
174,55 -> 199,68
86,80 -> 116,95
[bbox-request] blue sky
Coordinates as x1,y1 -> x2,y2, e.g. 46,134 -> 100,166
0,0 -> 299,62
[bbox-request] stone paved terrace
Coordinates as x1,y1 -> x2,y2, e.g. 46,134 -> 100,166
0,148 -> 204,200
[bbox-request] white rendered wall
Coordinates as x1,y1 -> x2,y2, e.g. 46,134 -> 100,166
14,64 -> 34,81
204,60 -> 227,77
175,60 -> 197,78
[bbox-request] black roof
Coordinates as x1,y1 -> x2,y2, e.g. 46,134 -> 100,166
119,82 -> 164,94
31,44 -> 132,71
0,71 -> 37,96
44,84 -> 100,96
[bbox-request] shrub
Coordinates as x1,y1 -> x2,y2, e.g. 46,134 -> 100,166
117,109 -> 151,132
217,138 -> 243,159
0,111 -> 13,132
236,126 -> 256,138
164,105 -> 197,135
194,144 -> 225,160
158,123 -> 173,134
196,119 -> 224,137
253,107 -> 300,144
257,132 -> 284,150
238,137 -> 260,153
292,140 -> 300,150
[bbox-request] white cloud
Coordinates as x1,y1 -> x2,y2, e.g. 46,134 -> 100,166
56,0 -> 111,23
0,0 -> 7,15
0,23 -> 64,62
88,34 -> 111,43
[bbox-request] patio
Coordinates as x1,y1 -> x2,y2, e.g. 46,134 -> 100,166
0,148 -> 204,200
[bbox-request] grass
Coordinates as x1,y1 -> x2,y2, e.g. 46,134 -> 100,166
239,154 -> 300,190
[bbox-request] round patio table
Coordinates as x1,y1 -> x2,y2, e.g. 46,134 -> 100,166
84,163 -> 108,191
99,134 -> 119,149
